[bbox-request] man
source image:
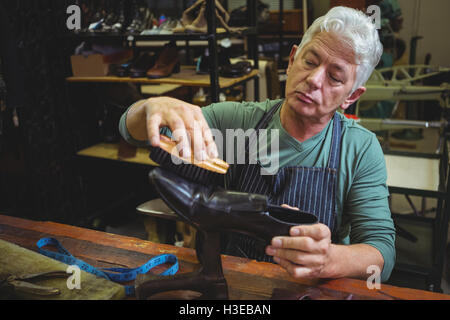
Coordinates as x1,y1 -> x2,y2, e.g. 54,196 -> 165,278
119,6 -> 396,282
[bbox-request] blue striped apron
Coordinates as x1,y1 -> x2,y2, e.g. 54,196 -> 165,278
223,100 -> 342,262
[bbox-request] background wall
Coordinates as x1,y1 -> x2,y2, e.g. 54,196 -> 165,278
396,0 -> 450,67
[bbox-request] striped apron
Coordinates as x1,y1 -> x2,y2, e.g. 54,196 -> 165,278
223,100 -> 342,262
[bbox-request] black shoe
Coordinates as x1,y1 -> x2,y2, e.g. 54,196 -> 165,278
219,61 -> 252,78
111,1 -> 126,33
149,168 -> 317,243
127,7 -> 152,34
196,48 -> 230,74
99,12 -> 118,33
109,61 -> 132,77
129,52 -> 156,78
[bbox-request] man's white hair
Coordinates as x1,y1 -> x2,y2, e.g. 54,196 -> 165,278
294,6 -> 383,93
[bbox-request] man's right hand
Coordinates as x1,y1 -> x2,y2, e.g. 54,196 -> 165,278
126,96 -> 219,161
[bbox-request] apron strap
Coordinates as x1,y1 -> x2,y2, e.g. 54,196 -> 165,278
226,101 -> 283,189
254,100 -> 284,131
326,113 -> 343,170
244,100 -> 284,155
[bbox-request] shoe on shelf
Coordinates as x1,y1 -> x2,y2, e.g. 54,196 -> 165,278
143,18 -> 180,35
172,20 -> 186,33
159,18 -> 177,35
127,7 -> 152,34
87,6 -> 106,33
220,61 -> 252,78
149,167 -> 318,243
88,17 -> 104,32
129,52 -> 156,78
118,63 -> 133,77
112,62 -> 132,77
140,25 -> 159,35
146,42 -> 180,79
179,0 -> 205,29
98,11 -> 118,33
110,0 -> 126,33
196,48 -> 231,74
185,2 -> 207,33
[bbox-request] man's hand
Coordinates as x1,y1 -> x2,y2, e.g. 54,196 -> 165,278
265,204 -> 334,279
127,96 -> 219,161
265,205 -> 385,280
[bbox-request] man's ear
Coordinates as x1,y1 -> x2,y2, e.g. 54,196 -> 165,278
286,45 -> 299,75
341,87 -> 366,110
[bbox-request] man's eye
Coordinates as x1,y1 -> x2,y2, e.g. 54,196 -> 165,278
329,74 -> 342,83
305,60 -> 315,66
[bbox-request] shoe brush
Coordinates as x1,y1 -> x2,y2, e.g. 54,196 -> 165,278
149,134 -> 229,186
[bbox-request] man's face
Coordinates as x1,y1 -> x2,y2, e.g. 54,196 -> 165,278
284,31 -> 365,124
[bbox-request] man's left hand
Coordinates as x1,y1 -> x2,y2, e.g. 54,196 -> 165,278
265,222 -> 334,279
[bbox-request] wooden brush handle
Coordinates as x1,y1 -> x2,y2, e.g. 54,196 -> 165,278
158,135 -> 229,174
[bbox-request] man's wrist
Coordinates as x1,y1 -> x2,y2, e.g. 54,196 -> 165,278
319,243 -> 342,279
320,243 -> 385,280
126,99 -> 150,142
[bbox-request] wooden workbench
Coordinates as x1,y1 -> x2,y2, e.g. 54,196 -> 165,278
1,214 -> 449,302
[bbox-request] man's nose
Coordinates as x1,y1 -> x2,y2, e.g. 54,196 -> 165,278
306,67 -> 325,90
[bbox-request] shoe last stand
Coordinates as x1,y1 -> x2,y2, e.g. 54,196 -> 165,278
133,166 -> 318,300
134,230 -> 228,300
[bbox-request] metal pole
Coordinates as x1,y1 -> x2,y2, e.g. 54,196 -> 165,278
302,0 -> 308,33
206,0 -> 219,103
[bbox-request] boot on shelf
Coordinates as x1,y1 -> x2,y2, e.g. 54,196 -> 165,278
174,0 -> 205,33
146,42 -> 180,79
215,0 -> 247,34
176,0 -> 246,34
185,2 -> 207,33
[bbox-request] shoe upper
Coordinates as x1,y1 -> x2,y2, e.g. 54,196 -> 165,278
149,167 -> 317,242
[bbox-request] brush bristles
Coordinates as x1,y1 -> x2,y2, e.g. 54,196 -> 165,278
149,146 -> 225,186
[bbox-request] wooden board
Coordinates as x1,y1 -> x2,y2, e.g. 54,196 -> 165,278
141,84 -> 182,96
1,214 -> 449,300
66,67 -> 259,89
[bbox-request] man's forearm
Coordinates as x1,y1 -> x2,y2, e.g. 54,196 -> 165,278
322,243 -> 384,280
125,99 -> 148,141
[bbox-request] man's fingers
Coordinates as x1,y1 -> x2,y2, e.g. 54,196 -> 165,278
147,114 -> 163,147
272,257 -> 315,278
267,246 -> 325,267
270,236 -> 317,252
190,119 -> 208,162
202,125 -> 219,159
290,223 -> 331,241
169,116 -> 192,159
147,99 -> 219,161
194,110 -> 219,159
281,204 -> 300,210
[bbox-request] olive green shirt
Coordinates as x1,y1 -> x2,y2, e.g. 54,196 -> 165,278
119,99 -> 396,281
